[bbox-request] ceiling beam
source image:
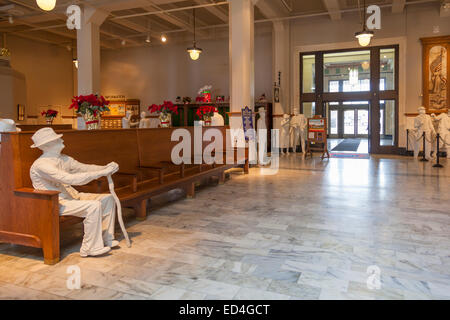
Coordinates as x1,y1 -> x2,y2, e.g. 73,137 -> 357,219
392,0 -> 406,13
141,0 -> 209,37
193,0 -> 228,23
322,0 -> 341,20
255,0 -> 290,19
5,0 -> 132,49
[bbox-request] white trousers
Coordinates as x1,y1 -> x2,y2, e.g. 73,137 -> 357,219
290,127 -> 306,153
60,193 -> 116,255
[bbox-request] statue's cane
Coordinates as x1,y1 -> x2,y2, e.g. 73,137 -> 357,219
107,175 -> 131,248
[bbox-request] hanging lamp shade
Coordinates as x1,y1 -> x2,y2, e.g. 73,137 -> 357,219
355,0 -> 374,47
36,0 -> 56,11
187,43 -> 202,61
187,8 -> 202,60
355,29 -> 374,47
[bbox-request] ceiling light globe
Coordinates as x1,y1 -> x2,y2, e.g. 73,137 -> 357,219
189,50 -> 200,61
356,32 -> 373,47
36,0 -> 56,11
161,35 -> 167,43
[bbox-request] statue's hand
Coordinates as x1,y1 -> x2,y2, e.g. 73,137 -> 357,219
105,162 -> 119,175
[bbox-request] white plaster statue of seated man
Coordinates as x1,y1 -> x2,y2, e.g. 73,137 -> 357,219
139,111 -> 151,129
29,128 -> 120,257
122,111 -> 139,129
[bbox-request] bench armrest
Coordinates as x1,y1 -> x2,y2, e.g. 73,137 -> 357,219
139,164 -> 166,184
14,188 -> 60,198
115,172 -> 138,193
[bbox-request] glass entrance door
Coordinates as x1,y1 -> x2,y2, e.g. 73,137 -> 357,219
327,102 -> 369,139
300,46 -> 399,154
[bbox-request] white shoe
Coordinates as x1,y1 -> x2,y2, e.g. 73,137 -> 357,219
80,246 -> 111,258
106,240 -> 120,248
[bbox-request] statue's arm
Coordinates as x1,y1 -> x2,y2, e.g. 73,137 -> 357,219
35,163 -> 106,186
66,156 -> 107,173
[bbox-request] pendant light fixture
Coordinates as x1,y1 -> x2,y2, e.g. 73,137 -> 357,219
355,0 -> 374,47
187,8 -> 202,61
36,0 -> 56,11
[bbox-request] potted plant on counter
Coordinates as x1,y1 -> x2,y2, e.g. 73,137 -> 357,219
196,105 -> 217,126
148,101 -> 178,128
70,94 -> 110,130
41,109 -> 58,125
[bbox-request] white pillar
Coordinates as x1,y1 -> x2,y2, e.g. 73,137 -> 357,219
273,21 -> 290,131
77,7 -> 108,95
273,21 -> 290,113
229,0 -> 255,130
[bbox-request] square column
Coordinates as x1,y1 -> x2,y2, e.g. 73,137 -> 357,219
273,21 -> 290,130
229,0 -> 255,130
77,7 -> 108,95
273,21 -> 290,113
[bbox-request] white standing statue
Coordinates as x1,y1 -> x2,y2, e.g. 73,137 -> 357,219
281,114 -> 291,154
290,110 -> 308,157
434,109 -> 450,158
257,108 -> 268,165
411,106 -> 436,160
211,112 -> 225,126
139,111 -> 151,129
0,119 -> 21,142
29,128 -> 120,257
122,111 -> 139,129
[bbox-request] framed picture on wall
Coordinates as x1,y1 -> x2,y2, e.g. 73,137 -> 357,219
17,104 -> 25,121
274,86 -> 280,103
420,36 -> 450,113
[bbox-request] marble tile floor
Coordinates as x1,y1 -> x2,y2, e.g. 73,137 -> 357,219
0,154 -> 449,300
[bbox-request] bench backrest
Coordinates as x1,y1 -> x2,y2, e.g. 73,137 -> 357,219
1,126 -> 230,192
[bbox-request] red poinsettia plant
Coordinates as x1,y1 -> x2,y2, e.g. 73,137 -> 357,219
41,109 -> 58,119
196,105 -> 217,119
148,100 -> 178,116
69,94 -> 110,117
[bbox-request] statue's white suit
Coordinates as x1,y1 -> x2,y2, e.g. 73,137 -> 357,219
30,128 -> 120,257
410,107 -> 436,160
290,112 -> 307,156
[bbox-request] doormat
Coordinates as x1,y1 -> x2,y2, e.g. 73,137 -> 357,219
330,153 -> 370,159
331,139 -> 361,152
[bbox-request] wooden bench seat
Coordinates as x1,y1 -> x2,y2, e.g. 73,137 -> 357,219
0,127 -> 248,264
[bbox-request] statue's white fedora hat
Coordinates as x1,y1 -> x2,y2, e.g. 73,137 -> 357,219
31,127 -> 63,148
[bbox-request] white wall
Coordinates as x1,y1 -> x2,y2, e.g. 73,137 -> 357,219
101,28 -> 273,110
6,35 -> 75,123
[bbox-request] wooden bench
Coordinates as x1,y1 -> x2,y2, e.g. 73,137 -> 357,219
0,127 -> 248,264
